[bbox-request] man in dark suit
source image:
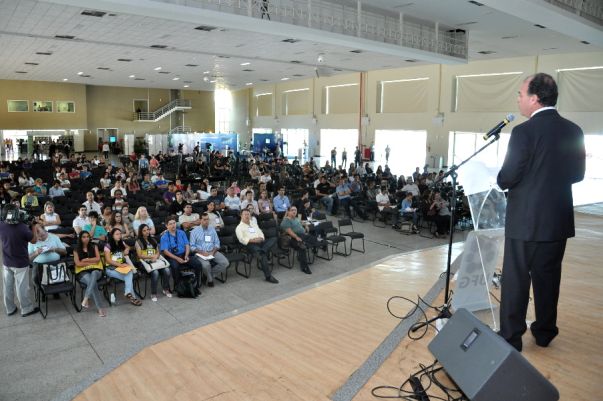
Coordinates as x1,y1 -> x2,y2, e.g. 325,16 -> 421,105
497,73 -> 585,352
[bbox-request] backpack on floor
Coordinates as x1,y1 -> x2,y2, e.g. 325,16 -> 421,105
175,272 -> 199,298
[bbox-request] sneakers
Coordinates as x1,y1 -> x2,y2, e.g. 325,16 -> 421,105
266,275 -> 279,284
151,295 -> 158,302
162,290 -> 173,298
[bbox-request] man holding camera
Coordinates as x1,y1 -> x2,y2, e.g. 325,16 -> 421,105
1,205 -> 39,317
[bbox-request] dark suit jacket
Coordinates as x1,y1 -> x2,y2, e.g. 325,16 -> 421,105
497,109 -> 585,241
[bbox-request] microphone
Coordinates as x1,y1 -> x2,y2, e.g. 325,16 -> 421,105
483,114 -> 515,140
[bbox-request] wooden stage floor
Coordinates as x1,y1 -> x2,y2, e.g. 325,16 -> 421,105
74,213 -> 602,401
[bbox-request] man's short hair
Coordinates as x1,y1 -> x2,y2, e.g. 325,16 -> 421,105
526,73 -> 558,107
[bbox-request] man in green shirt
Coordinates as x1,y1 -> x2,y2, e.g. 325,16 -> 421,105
280,206 -> 319,275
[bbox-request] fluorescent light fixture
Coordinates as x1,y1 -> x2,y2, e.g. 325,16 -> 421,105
172,77 -> 180,80
381,77 -> 429,84
283,88 -> 310,93
203,71 -> 210,74
210,80 -> 217,83
256,92 -> 272,97
456,72 -> 522,78
77,72 -> 84,75
556,66 -> 603,72
246,82 -> 253,85
183,85 -> 190,88
281,77 -> 290,81
240,62 -> 251,66
325,83 -> 358,88
129,74 -> 135,78
154,67 -> 162,71
63,78 -> 68,81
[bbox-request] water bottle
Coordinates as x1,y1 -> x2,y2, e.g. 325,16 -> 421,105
110,293 -> 116,304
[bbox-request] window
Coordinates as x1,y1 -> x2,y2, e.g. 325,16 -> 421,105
447,131 -> 510,170
319,129 -> 358,168
33,101 -> 53,112
283,88 -> 310,115
323,83 -> 359,114
7,100 -> 28,112
572,134 -> 603,205
215,88 -> 233,133
374,130 -> 427,178
281,128 -> 309,160
56,101 -> 75,113
255,92 -> 273,116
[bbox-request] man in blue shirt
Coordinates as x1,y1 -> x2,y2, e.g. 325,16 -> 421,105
272,186 -> 290,219
393,192 -> 419,233
160,215 -> 202,288
138,154 -> 149,176
335,177 -> 352,218
189,213 -> 229,287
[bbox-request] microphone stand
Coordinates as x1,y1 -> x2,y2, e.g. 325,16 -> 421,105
412,132 -> 502,332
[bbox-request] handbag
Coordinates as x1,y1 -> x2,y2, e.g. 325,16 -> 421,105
140,255 -> 170,273
41,261 -> 68,285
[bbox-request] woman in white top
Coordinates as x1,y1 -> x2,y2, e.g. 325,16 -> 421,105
132,206 -> 155,235
39,201 -> 61,231
99,172 -> 111,189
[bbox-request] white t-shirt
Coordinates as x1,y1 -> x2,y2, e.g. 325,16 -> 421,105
376,193 -> 391,211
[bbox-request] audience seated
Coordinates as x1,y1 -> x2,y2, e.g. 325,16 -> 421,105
160,215 -> 202,289
136,224 -> 172,302
235,209 -> 279,284
74,231 -> 107,317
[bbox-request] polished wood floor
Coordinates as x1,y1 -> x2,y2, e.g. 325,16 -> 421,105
74,213 -> 602,401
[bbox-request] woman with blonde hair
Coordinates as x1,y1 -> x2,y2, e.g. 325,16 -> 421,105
133,206 -> 155,235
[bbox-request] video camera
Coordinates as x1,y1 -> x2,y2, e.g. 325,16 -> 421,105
1,204 -> 32,225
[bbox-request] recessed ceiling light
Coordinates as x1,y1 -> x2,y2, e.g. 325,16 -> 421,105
80,74 -> 91,78
154,67 -> 162,71
350,49 -> 363,53
246,82 -> 253,85
240,62 -> 251,66
150,44 -> 167,49
203,71 -> 210,74
281,77 -> 290,81
63,78 -> 68,81
158,71 -> 170,74
129,74 -> 135,78
36,52 -> 52,56
477,50 -> 496,54
242,69 -> 254,72
203,76 -> 210,82
468,0 -> 484,6
183,85 -> 190,88
134,78 -> 145,81
77,72 -> 84,75
405,59 -> 417,62
172,77 -> 180,80
117,58 -> 132,62
81,10 -> 106,17
97,67 -> 111,70
185,64 -> 198,67
15,71 -> 27,74
282,38 -> 300,43
195,25 -> 217,31
210,80 -> 217,83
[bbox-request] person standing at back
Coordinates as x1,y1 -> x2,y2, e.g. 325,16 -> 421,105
497,73 -> 585,352
1,206 -> 39,317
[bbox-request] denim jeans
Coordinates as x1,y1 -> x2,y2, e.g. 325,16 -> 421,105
150,268 -> 171,294
105,268 -> 135,297
78,269 -> 106,309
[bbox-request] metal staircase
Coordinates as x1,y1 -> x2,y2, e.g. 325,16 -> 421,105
133,99 -> 192,122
